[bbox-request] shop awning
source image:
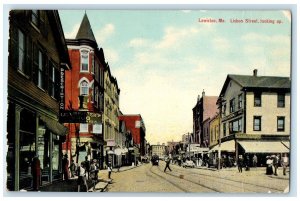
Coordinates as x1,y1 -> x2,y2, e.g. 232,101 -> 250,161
238,141 -> 290,153
40,115 -> 68,136
210,140 -> 235,152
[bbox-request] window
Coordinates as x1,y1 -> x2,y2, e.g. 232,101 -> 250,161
277,117 -> 285,132
31,10 -> 39,27
277,93 -> 285,108
49,62 -> 57,98
223,123 -> 226,136
17,29 -> 25,72
80,50 -> 89,72
254,92 -> 261,107
229,119 -> 242,133
223,103 -> 226,115
33,46 -> 46,89
238,94 -> 243,109
95,87 -> 99,107
80,124 -> 88,133
80,80 -> 89,96
91,53 -> 95,74
230,98 -> 235,113
253,116 -> 261,131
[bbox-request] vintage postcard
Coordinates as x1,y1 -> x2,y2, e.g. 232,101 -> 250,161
5,9 -> 292,194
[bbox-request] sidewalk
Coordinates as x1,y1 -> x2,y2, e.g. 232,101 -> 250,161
40,164 -> 142,192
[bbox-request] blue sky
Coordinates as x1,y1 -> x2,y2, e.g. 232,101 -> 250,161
59,10 -> 291,144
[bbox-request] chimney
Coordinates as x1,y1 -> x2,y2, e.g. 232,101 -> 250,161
202,89 -> 205,97
253,69 -> 258,77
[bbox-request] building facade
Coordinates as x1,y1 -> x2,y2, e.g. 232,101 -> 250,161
216,70 -> 290,164
151,145 -> 166,159
63,13 -> 105,168
118,115 -> 146,157
192,90 -> 218,147
7,10 -> 70,191
103,65 -> 121,167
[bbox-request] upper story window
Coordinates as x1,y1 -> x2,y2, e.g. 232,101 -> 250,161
253,116 -> 261,131
223,123 -> 226,136
223,103 -> 226,115
17,29 -> 25,72
31,10 -> 40,27
80,49 -> 89,72
91,53 -> 95,74
33,46 -> 45,89
277,116 -> 285,132
277,93 -> 285,108
254,92 -> 261,107
229,98 -> 235,113
80,80 -> 89,96
80,123 -> 88,133
49,62 -> 56,98
238,94 -> 243,109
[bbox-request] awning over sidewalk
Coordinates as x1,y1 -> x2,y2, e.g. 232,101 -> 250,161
40,115 -> 68,136
238,141 -> 290,153
210,140 -> 235,152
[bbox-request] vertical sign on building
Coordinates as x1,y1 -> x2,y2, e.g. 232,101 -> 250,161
60,68 -> 65,111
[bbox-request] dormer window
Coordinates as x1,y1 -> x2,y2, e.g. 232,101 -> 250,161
80,49 -> 89,72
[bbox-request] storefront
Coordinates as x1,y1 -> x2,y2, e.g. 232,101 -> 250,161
6,102 -> 68,191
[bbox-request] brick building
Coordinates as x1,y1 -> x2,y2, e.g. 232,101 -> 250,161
118,115 -> 146,157
62,13 -> 105,168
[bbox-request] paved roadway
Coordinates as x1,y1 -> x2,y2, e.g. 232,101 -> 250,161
105,162 -> 289,193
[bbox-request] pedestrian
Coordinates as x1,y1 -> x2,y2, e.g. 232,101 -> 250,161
69,159 -> 76,178
90,159 -> 98,190
237,155 -> 243,173
245,155 -> 250,171
107,162 -> 112,180
266,156 -> 273,175
31,155 -> 41,191
62,154 -> 69,181
84,156 -> 90,180
252,154 -> 258,168
77,161 -> 88,192
281,153 -> 289,176
164,156 -> 172,172
272,154 -> 280,176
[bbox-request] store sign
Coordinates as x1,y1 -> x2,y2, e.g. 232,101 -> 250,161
86,112 -> 102,124
59,68 -> 65,111
107,139 -> 115,147
59,110 -> 102,123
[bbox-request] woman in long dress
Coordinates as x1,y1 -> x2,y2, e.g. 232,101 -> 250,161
266,156 -> 273,175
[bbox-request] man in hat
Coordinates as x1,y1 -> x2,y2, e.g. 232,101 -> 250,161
272,154 -> 280,176
90,159 -> 98,190
107,161 -> 112,179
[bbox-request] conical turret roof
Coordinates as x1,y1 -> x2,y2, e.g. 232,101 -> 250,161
75,13 -> 97,42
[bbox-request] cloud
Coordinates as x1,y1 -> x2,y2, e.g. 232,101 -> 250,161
128,38 -> 150,48
64,23 -> 80,39
155,26 -> 199,49
95,23 -> 115,45
103,48 -> 119,66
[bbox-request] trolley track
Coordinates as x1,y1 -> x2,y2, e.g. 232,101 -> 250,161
149,165 -> 221,193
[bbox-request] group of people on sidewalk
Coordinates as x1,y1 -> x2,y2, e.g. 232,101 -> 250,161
62,155 -> 100,192
237,153 -> 289,176
266,153 -> 289,176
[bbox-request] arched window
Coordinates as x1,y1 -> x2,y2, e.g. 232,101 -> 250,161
80,80 -> 89,96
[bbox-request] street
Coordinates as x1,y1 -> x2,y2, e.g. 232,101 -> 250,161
104,162 -> 289,193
